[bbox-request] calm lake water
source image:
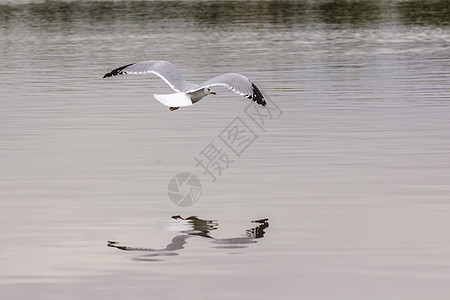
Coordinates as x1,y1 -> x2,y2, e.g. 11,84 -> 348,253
1,0 -> 449,299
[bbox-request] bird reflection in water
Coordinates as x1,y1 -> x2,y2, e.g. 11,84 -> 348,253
108,216 -> 269,261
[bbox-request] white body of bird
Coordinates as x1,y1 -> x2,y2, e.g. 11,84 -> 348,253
153,92 -> 193,108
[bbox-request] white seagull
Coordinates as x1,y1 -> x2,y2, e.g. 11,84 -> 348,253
103,60 -> 267,111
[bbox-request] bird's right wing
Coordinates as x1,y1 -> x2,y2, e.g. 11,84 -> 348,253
103,60 -> 198,92
192,73 -> 266,106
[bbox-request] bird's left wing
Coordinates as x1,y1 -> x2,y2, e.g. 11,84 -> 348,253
103,60 -> 198,92
191,73 -> 266,106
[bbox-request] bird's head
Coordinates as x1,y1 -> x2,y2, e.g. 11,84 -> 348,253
205,87 -> 216,95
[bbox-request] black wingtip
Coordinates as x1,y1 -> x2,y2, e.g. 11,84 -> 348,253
250,83 -> 267,106
102,63 -> 134,78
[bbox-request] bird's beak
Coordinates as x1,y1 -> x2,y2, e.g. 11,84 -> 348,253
210,91 -> 216,95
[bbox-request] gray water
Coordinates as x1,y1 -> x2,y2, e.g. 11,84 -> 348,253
1,0 -> 449,299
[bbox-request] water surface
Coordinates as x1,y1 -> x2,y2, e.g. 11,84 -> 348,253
1,1 -> 449,299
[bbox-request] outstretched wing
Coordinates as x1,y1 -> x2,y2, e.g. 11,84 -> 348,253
190,73 -> 266,106
103,60 -> 198,92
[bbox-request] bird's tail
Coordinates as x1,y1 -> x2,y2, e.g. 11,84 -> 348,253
153,92 -> 193,108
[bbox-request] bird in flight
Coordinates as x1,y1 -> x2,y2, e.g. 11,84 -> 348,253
103,60 -> 267,111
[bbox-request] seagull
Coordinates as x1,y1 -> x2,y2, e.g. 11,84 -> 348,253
103,60 -> 267,111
